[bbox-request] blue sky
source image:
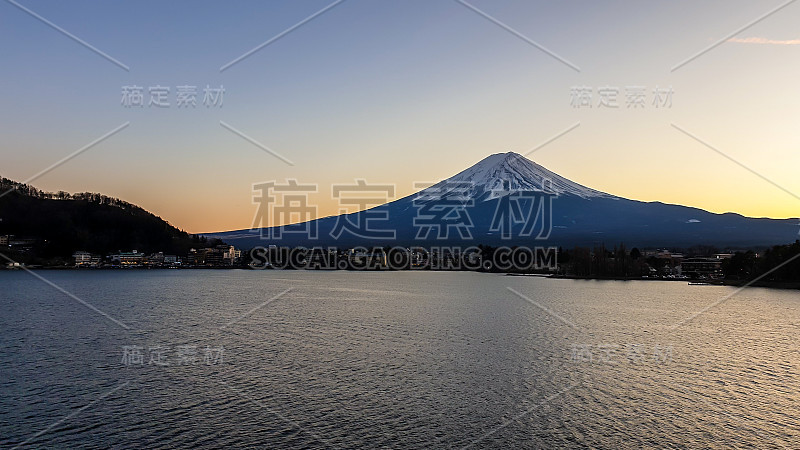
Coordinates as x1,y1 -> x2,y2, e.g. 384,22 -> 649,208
1,0 -> 799,232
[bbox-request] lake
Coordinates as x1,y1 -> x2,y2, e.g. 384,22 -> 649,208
1,270 -> 798,448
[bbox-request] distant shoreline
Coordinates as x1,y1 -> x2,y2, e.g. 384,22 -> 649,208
4,266 -> 799,290
543,274 -> 800,290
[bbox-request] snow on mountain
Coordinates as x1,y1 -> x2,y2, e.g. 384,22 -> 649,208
417,152 -> 616,201
205,151 -> 798,248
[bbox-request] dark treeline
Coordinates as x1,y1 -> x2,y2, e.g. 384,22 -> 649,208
0,177 -> 216,265
722,241 -> 800,282
563,245 -> 665,277
1,177 -> 142,209
557,241 -> 800,283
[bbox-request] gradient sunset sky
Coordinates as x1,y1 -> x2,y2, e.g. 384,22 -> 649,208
1,0 -> 799,233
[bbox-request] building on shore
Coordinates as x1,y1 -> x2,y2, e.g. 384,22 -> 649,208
188,245 -> 240,266
147,252 -> 165,266
109,250 -> 145,266
681,257 -> 723,279
7,236 -> 37,252
72,251 -> 101,267
163,254 -> 180,266
143,252 -> 182,267
223,246 -> 242,265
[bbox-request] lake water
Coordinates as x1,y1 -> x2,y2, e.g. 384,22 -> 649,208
1,270 -> 798,448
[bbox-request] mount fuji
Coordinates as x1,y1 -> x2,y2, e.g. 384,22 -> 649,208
206,152 -> 798,249
428,152 -> 616,201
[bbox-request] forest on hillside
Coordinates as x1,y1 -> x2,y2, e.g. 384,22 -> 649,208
0,177 -> 209,264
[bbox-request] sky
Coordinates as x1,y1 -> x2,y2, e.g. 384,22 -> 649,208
1,0 -> 799,233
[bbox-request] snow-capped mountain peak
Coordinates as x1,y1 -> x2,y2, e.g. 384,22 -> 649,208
419,152 -> 616,201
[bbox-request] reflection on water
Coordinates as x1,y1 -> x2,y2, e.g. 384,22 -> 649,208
1,270 -> 798,448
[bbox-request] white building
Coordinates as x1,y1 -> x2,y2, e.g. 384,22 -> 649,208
73,251 -> 100,267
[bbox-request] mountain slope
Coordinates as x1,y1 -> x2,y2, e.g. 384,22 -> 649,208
205,152 -> 799,249
428,152 -> 616,201
0,177 -> 205,259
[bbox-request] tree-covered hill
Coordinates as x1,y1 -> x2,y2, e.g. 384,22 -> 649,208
0,177 -> 205,262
